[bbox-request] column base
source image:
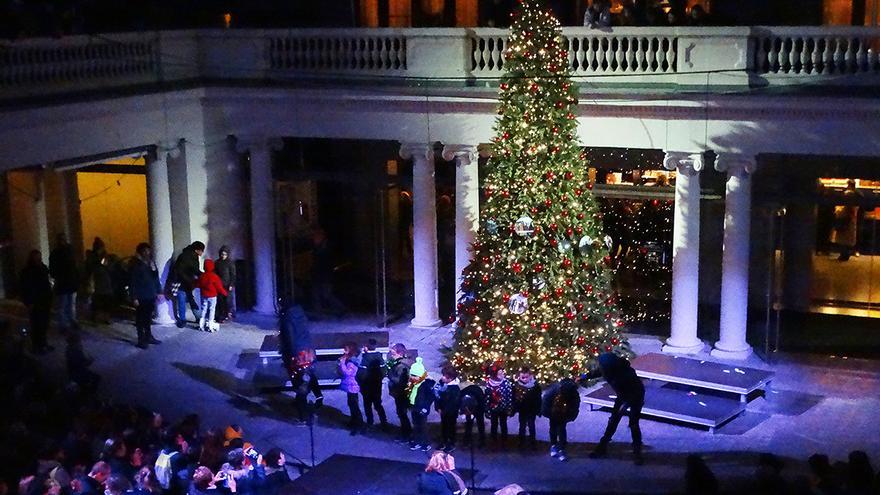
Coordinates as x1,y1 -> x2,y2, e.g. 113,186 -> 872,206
710,344 -> 753,360
662,339 -> 705,355
410,317 -> 443,329
252,303 -> 277,316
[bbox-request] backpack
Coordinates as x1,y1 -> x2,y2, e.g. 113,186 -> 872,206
154,450 -> 178,490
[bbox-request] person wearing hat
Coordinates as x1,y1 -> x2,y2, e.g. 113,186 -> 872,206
407,357 -> 435,452
585,352 -> 645,465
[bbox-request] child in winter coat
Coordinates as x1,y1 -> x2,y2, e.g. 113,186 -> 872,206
197,259 -> 228,332
541,378 -> 580,462
407,357 -> 435,452
287,349 -> 323,424
459,384 -> 486,448
338,343 -> 364,435
513,366 -> 542,449
484,364 -> 513,447
433,365 -> 462,453
386,343 -> 412,443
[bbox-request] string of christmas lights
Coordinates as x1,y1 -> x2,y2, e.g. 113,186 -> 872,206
450,0 -> 630,384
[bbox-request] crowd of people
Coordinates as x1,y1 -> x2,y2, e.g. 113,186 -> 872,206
286,336 -> 646,465
583,0 -> 710,28
17,236 -> 237,351
0,321 -> 294,495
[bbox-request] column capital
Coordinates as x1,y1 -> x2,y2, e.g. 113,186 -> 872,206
441,145 -> 478,166
715,153 -> 757,177
663,151 -> 704,176
399,143 -> 435,163
153,139 -> 183,160
234,135 -> 284,154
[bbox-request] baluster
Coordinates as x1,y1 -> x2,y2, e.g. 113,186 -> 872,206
855,37 -> 867,73
787,38 -> 798,74
597,37 -> 608,72
624,37 -> 635,72
799,37 -> 810,74
845,37 -> 857,73
643,37 -> 654,72
611,37 -> 622,72
822,37 -> 834,74
565,36 -> 575,71
583,37 -> 594,72
482,37 -> 492,71
573,37 -> 584,73
656,38 -> 668,72
832,37 -> 844,74
767,38 -> 779,73
664,37 -> 675,72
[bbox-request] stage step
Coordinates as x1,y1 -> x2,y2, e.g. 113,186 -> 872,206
259,331 -> 390,362
632,353 -> 774,402
583,383 -> 745,433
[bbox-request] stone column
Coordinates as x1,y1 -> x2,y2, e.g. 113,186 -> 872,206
442,145 -> 479,307
400,143 -> 442,328
663,152 -> 705,354
712,154 -> 757,360
238,136 -> 284,315
146,141 -> 180,325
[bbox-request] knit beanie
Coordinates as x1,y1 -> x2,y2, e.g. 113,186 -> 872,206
409,357 -> 426,377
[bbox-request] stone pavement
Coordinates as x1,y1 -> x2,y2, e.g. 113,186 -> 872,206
5,306 -> 880,494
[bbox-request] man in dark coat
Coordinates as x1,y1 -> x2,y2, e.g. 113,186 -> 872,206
279,303 -> 311,362
358,338 -> 388,429
213,245 -> 236,322
19,249 -> 53,353
385,343 -> 412,443
585,352 -> 646,465
49,233 -> 79,331
541,378 -> 580,462
172,241 -> 204,327
130,243 -> 162,348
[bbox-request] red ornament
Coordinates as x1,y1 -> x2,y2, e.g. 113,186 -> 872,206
549,223 -> 558,231
587,182 -> 594,190
591,346 -> 600,354
502,190 -> 510,198
611,337 -> 620,345
565,311 -> 575,320
555,287 -> 564,297
576,336 -> 586,346
577,213 -> 584,220
562,258 -> 572,268
534,263 -> 544,273
561,210 -> 568,217
512,262 -> 522,274
545,198 -> 552,207
576,226 -> 583,234
555,101 -> 564,109
565,279 -> 573,286
604,313 -> 611,320
485,187 -> 493,196
574,188 -> 583,197
504,326 -> 513,335
605,345 -> 613,352
572,362 -> 580,371
616,320 -> 625,327
604,255 -> 612,265
502,293 -> 510,303
564,171 -> 573,180
557,348 -> 566,357
566,227 -> 573,237
651,199 -> 660,207
516,347 -> 526,355
586,284 -> 593,293
545,171 -> 556,181
576,302 -> 584,310
480,338 -> 491,348
487,320 -> 496,329
550,238 -> 558,247
482,274 -> 489,283
541,322 -> 550,330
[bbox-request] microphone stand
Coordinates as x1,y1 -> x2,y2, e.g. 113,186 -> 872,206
469,427 -> 476,491
307,401 -> 316,468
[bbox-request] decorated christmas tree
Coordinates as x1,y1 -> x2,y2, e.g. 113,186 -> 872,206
451,0 -> 630,383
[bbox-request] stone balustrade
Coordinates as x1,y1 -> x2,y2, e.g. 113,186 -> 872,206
2,26 -> 878,101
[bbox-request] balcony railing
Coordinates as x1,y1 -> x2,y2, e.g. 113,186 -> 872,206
1,26 -> 879,102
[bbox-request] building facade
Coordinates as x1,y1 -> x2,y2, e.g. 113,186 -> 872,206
2,26 -> 879,358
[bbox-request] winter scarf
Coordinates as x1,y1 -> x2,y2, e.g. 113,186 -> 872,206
517,376 -> 536,389
407,372 -> 428,405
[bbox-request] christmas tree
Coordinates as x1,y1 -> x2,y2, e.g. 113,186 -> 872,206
451,0 -> 630,383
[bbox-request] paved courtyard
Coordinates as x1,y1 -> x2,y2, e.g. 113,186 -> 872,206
5,306 -> 880,494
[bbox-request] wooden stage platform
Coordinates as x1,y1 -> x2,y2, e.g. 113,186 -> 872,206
583,353 -> 775,433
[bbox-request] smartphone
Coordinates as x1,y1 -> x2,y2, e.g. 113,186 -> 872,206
244,447 -> 259,460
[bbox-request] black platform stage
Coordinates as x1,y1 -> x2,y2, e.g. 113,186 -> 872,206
285,454 -> 477,495
583,353 -> 775,432
257,325 -> 391,388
